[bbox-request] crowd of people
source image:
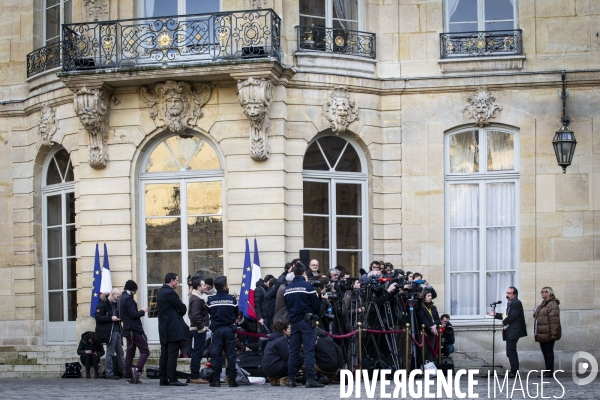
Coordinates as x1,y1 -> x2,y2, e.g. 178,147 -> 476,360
83,258 -> 561,386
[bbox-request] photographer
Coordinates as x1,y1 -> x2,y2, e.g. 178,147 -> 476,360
440,314 -> 455,357
359,261 -> 382,284
417,289 -> 440,364
314,327 -> 345,385
413,272 -> 437,299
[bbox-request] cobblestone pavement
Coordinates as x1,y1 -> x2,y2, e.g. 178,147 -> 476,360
1,372 -> 600,399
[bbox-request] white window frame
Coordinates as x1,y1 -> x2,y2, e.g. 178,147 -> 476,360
43,0 -> 72,46
138,0 -> 221,18
299,0 -> 363,31
42,147 -> 77,344
444,0 -> 518,32
302,135 -> 368,275
138,133 -> 225,343
444,126 -> 520,320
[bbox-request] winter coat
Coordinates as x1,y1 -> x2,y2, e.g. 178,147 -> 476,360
272,281 -> 289,326
417,302 -> 440,331
120,290 -> 145,336
157,284 -> 188,344
265,274 -> 285,323
314,329 -> 345,373
261,332 -> 289,377
494,297 -> 527,341
533,297 -> 561,343
77,333 -> 105,358
188,289 -> 209,332
94,294 -> 121,343
253,279 -> 268,320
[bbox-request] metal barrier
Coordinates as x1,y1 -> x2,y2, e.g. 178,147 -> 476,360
62,9 -> 281,71
296,25 -> 376,59
440,29 -> 522,58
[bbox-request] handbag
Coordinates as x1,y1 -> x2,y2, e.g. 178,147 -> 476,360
422,360 -> 438,377
61,362 -> 82,378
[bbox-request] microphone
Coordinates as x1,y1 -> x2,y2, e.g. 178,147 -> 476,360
490,300 -> 502,306
413,279 -> 426,285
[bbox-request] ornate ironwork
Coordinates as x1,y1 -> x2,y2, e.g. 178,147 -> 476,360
27,41 -> 62,78
296,25 -> 376,59
440,29 -> 522,58
62,9 -> 281,71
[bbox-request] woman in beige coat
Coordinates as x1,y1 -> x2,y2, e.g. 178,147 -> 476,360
533,286 -> 561,376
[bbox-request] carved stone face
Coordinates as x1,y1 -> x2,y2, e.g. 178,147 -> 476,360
243,101 -> 264,119
334,100 -> 349,121
165,94 -> 185,117
78,110 -> 100,131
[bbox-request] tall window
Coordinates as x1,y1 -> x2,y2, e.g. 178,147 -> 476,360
141,0 -> 219,17
300,0 -> 360,31
446,0 -> 516,32
43,148 -> 77,343
445,127 -> 519,317
303,135 -> 367,276
45,0 -> 72,46
140,133 -> 223,341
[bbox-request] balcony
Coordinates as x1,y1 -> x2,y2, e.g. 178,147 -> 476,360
296,25 -> 376,59
60,9 -> 280,73
27,41 -> 62,78
440,29 -> 522,59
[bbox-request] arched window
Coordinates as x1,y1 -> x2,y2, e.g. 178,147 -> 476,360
139,133 -> 223,341
302,135 -> 367,276
43,148 -> 76,343
445,126 -> 520,318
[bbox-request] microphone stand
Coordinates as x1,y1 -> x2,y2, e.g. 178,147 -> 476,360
482,303 -> 502,378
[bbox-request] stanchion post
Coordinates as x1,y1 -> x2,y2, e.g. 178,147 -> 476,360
358,322 -> 363,383
405,323 -> 410,373
438,328 -> 443,365
420,324 -> 426,364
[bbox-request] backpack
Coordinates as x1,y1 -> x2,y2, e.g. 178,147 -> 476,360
61,362 -> 82,378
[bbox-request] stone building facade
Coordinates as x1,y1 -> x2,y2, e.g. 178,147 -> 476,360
0,0 -> 598,371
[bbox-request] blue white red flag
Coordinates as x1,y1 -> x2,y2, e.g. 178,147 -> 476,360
100,243 -> 113,296
239,238 -> 262,320
90,244 -> 102,317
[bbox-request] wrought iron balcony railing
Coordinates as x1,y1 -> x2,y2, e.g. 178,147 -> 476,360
440,29 -> 522,59
62,9 -> 281,72
296,25 -> 376,59
27,41 -> 62,78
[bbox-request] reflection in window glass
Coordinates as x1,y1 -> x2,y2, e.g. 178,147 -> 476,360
187,182 -> 222,215
450,131 -> 479,173
145,136 -> 221,172
146,218 -> 181,250
188,216 -> 223,250
487,131 -> 514,170
146,251 -> 182,285
188,250 -> 223,278
145,184 -> 181,217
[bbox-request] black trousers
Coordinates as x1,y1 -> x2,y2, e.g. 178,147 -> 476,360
505,339 -> 519,372
210,326 -> 237,380
159,341 -> 182,382
80,353 -> 99,372
540,341 -> 555,372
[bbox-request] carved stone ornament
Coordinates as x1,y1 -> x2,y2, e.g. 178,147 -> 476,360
140,80 -> 213,135
74,87 -> 111,169
322,86 -> 359,134
463,87 -> 502,127
38,104 -> 58,147
237,77 -> 272,161
250,0 -> 267,8
83,0 -> 108,21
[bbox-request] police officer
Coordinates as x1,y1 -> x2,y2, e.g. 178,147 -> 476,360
284,262 -> 324,388
206,276 -> 238,387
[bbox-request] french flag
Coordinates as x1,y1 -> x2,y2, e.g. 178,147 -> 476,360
239,238 -> 261,320
90,243 -> 113,317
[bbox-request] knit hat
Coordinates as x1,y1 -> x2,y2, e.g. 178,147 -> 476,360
124,280 -> 138,291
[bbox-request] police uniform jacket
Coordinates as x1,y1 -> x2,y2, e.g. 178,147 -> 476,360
284,276 -> 321,324
207,290 -> 238,329
120,290 -> 145,336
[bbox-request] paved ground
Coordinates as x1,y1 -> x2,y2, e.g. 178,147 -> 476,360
1,372 -> 600,399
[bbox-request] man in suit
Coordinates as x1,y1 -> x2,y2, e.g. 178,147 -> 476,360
487,286 -> 527,378
157,272 -> 188,386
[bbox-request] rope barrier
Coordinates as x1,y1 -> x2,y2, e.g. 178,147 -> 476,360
324,330 -> 359,339
236,331 -> 269,338
410,334 -> 424,347
424,334 -> 439,358
364,328 -> 406,335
